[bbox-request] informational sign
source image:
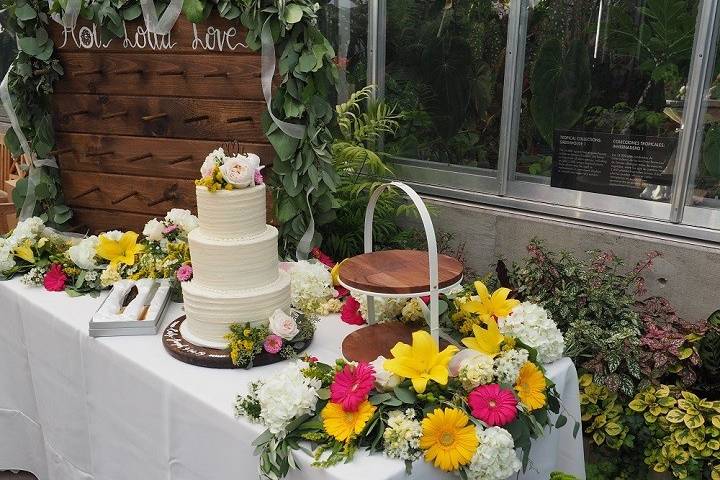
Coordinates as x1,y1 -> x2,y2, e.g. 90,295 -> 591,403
551,130 -> 677,198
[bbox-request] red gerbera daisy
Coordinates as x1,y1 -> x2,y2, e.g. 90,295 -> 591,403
330,362 -> 376,412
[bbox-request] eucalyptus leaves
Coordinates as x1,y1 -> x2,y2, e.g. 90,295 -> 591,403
2,0 -> 339,256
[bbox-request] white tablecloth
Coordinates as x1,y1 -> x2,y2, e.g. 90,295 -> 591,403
0,278 -> 585,480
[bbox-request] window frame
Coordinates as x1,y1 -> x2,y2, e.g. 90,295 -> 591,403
365,0 -> 720,244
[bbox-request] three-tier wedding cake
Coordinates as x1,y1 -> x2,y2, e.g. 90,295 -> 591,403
180,151 -> 291,349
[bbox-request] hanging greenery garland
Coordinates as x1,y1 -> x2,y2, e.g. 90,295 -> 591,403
0,0 -> 339,256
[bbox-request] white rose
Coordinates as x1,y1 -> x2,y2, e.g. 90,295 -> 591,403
142,218 -> 164,242
201,148 -> 225,178
67,236 -> 99,270
164,209 -> 199,233
371,356 -> 402,392
269,309 -> 299,340
220,155 -> 259,188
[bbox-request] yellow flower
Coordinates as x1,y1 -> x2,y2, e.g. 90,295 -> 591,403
461,318 -> 504,358
330,259 -> 346,286
97,231 -> 144,267
419,408 -> 478,472
460,281 -> 520,322
322,400 -> 376,442
13,242 -> 34,263
515,362 -> 547,411
384,330 -> 459,393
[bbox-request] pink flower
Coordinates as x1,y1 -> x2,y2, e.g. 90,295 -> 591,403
420,295 -> 431,305
176,264 -> 193,282
330,362 -> 376,411
43,264 -> 67,292
340,296 -> 365,325
334,285 -> 350,298
254,169 -> 264,185
163,224 -> 178,235
468,384 -> 518,427
311,247 -> 336,268
263,335 -> 283,354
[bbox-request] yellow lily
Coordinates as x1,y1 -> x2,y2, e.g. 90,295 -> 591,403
460,281 -> 520,321
97,231 -> 144,267
384,330 -> 459,393
330,259 -> 346,286
14,243 -> 35,263
461,319 -> 504,358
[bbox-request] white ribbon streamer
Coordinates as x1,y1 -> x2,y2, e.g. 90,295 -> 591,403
295,185 -> 315,260
48,0 -> 82,29
261,20 -> 306,139
1,69 -> 58,220
140,0 -> 183,35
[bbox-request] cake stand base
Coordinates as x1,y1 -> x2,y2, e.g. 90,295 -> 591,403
342,321 -> 451,363
163,316 -> 313,369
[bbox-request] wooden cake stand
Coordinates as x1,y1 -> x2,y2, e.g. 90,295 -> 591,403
338,182 -> 463,363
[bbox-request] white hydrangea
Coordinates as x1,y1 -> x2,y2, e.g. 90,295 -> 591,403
256,361 -> 320,435
458,352 -> 495,391
498,302 -> 565,364
493,349 -> 529,385
67,236 -> 99,270
290,260 -> 336,313
12,217 -> 44,242
467,427 -> 521,480
164,209 -> 199,233
353,293 -> 408,323
0,245 -> 15,273
383,409 -> 422,461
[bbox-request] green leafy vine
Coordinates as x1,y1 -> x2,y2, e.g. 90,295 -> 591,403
1,0 -> 339,255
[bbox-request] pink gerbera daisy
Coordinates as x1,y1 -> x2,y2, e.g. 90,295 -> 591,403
468,384 -> 518,427
263,335 -> 283,354
330,362 -> 376,412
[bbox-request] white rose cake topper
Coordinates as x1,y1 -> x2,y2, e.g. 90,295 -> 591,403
196,148 -> 264,191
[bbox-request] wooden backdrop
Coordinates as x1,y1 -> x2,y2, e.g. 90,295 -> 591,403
50,15 -> 275,233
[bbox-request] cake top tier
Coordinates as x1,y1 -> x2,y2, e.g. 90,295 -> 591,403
195,184 -> 268,240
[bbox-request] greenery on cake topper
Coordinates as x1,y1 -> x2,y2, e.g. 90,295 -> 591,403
1,0 -> 339,256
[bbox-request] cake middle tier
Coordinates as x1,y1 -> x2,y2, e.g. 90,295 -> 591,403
188,225 -> 279,291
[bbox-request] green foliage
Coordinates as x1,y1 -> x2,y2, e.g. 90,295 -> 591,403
509,240 -> 658,397
703,125 -> 720,180
529,38 -> 591,146
699,311 -> 720,396
1,0 -> 70,227
320,85 -> 424,260
550,472 -> 581,480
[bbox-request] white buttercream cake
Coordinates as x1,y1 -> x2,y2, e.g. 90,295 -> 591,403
180,184 -> 291,349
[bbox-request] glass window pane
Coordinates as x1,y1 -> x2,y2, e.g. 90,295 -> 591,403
382,0 -> 509,170
321,0 -> 369,103
687,32 -> 720,217
515,0 -> 697,205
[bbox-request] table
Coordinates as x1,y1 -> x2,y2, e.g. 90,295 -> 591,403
0,278 -> 586,480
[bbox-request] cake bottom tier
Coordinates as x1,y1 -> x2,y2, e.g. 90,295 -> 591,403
181,270 -> 291,349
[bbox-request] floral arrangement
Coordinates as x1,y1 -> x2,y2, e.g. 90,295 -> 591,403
288,260 -> 343,315
235,303 -> 577,480
225,309 -> 318,368
0,209 -> 199,297
195,148 -> 264,191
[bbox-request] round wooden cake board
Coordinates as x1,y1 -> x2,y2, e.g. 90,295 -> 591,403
342,321 -> 451,363
338,249 -> 463,295
163,316 -> 313,369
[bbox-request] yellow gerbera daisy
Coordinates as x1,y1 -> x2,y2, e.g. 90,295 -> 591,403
322,400 -> 376,442
461,281 -> 520,322
384,330 -> 459,393
97,231 -> 144,267
419,408 -> 478,472
515,362 -> 547,411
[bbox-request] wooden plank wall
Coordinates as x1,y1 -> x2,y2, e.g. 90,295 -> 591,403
51,16 -> 274,233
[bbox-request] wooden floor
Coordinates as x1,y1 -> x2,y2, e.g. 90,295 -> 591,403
0,472 -> 37,480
